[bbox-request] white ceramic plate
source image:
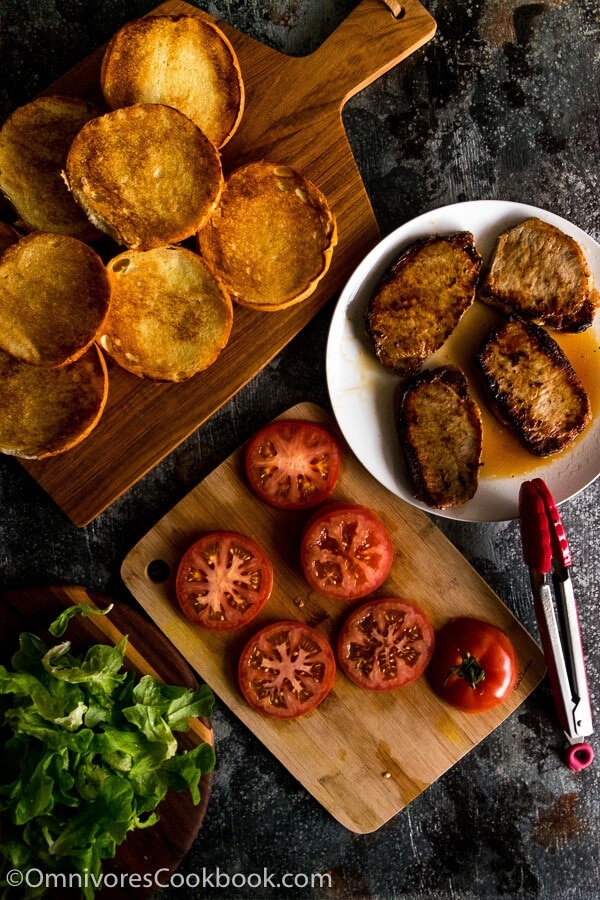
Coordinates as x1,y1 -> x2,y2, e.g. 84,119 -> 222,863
326,200 -> 600,522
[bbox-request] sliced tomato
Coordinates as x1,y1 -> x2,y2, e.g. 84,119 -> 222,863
428,617 -> 518,713
300,502 -> 394,600
175,531 -> 273,631
338,597 -> 435,690
238,620 -> 336,718
244,418 -> 341,510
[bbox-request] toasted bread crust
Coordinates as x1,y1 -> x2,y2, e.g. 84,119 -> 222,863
65,104 -> 224,250
100,246 -> 233,381
395,365 -> 483,509
0,95 -> 100,240
476,317 -> 591,456
366,232 -> 483,376
198,161 -> 337,311
101,15 -> 244,149
478,217 -> 599,332
0,233 -> 111,368
0,344 -> 108,458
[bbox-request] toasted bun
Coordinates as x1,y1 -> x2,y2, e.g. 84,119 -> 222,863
479,217 -> 600,332
0,95 -> 100,240
0,232 -> 111,367
198,161 -> 337,311
65,104 -> 224,250
101,15 -> 244,149
0,221 -> 19,255
0,344 -> 108,458
100,246 -> 233,381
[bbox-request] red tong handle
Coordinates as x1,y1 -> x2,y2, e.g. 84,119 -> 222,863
518,479 -> 572,573
518,481 -> 552,573
529,478 -> 572,568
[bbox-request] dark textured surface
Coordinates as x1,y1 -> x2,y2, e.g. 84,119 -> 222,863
1,1 -> 599,897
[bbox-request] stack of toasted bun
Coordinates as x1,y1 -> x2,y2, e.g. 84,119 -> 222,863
0,233 -> 111,367
0,233 -> 110,458
199,161 -> 337,311
101,247 -> 233,381
366,218 -> 599,509
0,12 -> 338,459
0,346 -> 108,459
0,95 -> 100,240
65,103 -> 224,250
100,15 -> 244,149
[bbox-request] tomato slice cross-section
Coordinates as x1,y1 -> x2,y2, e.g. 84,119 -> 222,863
300,502 -> 394,600
175,531 -> 273,630
338,597 -> 435,690
244,418 -> 341,510
238,621 -> 336,718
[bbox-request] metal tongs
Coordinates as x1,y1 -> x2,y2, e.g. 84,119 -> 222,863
519,478 -> 594,771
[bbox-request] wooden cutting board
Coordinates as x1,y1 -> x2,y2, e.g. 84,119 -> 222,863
121,402 -> 546,834
0,584 -> 213,898
18,0 -> 437,526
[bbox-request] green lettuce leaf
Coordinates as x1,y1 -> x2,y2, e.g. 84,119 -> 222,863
0,605 -> 215,898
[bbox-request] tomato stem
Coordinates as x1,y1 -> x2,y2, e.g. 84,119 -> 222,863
448,651 -> 485,689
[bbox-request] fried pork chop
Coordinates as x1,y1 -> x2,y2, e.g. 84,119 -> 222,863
366,232 -> 483,376
395,365 -> 483,509
478,217 -> 600,333
476,317 -> 590,456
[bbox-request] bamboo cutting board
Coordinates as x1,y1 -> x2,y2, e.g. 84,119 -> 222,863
121,403 -> 546,834
0,584 -> 213,898
18,0 -> 437,526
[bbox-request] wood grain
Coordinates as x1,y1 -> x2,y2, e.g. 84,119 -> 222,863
17,0 -> 436,526
121,402 -> 546,834
0,585 -> 214,898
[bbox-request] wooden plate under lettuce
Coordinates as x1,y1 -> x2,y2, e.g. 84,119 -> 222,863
0,584 -> 214,899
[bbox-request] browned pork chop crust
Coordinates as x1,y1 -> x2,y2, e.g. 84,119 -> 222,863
478,217 -> 600,333
475,317 -> 591,456
366,232 -> 483,376
395,365 -> 483,509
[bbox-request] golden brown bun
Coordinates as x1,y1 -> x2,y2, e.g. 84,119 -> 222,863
100,246 -> 233,381
198,161 -> 337,311
0,221 -> 19,255
0,232 -> 111,368
101,15 -> 244,149
0,95 -> 100,240
0,344 -> 108,458
65,104 -> 224,250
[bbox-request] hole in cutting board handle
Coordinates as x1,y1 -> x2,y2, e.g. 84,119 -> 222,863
146,559 -> 171,583
382,0 -> 406,18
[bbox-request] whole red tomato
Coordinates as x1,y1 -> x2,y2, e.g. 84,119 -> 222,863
428,617 -> 518,713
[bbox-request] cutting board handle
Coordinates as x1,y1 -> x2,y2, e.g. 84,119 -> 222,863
308,0 -> 436,102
